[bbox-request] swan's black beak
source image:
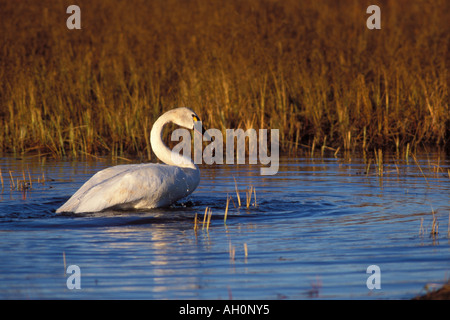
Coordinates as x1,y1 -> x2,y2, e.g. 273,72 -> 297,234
193,120 -> 211,140
200,122 -> 212,140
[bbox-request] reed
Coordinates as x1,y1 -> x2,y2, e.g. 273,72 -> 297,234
224,195 -> 230,225
9,171 -> 15,190
431,210 -> 439,237
246,186 -> 253,208
0,0 -> 448,158
206,207 -> 212,232
195,207 -> 213,231
194,213 -> 198,232
374,148 -> 383,177
27,167 -> 32,189
419,218 -> 425,237
233,177 -> 241,207
405,143 -> 410,164
202,207 -> 208,231
244,185 -> 258,208
365,158 -> 372,176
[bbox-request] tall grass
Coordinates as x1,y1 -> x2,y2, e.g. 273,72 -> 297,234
0,0 -> 448,158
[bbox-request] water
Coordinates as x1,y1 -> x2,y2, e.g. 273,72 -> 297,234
0,153 -> 449,299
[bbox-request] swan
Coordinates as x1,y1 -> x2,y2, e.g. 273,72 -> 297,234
56,107 -> 203,213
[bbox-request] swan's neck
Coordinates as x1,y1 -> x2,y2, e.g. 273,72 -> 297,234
150,114 -> 197,169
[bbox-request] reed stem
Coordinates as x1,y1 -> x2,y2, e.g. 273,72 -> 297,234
206,208 -> 212,232
233,177 -> 241,207
0,168 -> 3,190
224,195 -> 230,224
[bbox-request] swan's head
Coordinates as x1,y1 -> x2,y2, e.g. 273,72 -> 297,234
151,107 -> 206,168
167,107 -> 203,131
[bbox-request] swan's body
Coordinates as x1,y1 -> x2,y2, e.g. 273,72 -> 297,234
56,107 -> 202,213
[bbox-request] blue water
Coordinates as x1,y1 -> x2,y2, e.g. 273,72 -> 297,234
0,153 -> 449,299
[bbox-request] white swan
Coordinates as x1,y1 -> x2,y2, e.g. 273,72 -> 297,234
56,107 -> 203,213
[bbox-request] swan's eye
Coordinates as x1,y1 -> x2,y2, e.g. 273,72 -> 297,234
192,115 -> 200,122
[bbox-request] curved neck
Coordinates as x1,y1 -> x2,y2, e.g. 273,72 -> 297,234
150,114 -> 197,169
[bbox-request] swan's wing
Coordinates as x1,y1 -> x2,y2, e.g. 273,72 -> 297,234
73,168 -> 158,213
56,165 -> 132,213
57,164 -> 197,213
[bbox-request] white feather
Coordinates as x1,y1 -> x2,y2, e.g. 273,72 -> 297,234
56,108 -> 202,213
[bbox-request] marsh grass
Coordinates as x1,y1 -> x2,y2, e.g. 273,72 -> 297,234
224,194 -> 230,224
0,167 -> 46,194
233,177 -> 241,207
193,206 -> 213,232
244,243 -> 248,259
419,218 -> 425,237
419,209 -> 450,240
195,182 -> 258,232
0,0 -> 449,158
430,210 -> 439,237
202,207 -> 208,231
245,185 -> 257,208
206,207 -> 212,232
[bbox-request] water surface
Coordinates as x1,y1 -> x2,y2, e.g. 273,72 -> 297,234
0,153 -> 449,299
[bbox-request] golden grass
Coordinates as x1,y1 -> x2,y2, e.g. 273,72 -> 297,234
413,280 -> 450,300
233,177 -> 241,207
193,212 -> 198,232
195,185 -> 257,232
224,195 -> 230,224
419,209 -> 450,239
202,207 -> 208,231
246,185 -> 257,208
430,209 -> 439,237
0,167 -> 44,192
0,0 -> 449,158
206,207 -> 212,232
194,206 -> 212,232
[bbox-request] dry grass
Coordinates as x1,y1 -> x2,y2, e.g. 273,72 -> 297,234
224,194 -> 230,224
193,206 -> 212,232
0,0 -> 449,158
233,177 -> 241,207
413,280 -> 450,300
430,209 -> 439,237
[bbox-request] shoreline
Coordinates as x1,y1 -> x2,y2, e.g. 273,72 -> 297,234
413,280 -> 450,300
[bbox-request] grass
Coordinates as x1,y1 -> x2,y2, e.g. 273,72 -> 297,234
195,182 -> 257,228
430,209 -> 439,237
194,180 -> 258,232
1,167 -> 39,192
414,279 -> 450,300
419,209 -> 450,240
233,177 -> 241,207
224,195 -> 230,225
193,206 -> 213,232
0,0 -> 448,158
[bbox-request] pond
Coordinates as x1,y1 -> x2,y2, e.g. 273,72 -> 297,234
0,152 -> 449,299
